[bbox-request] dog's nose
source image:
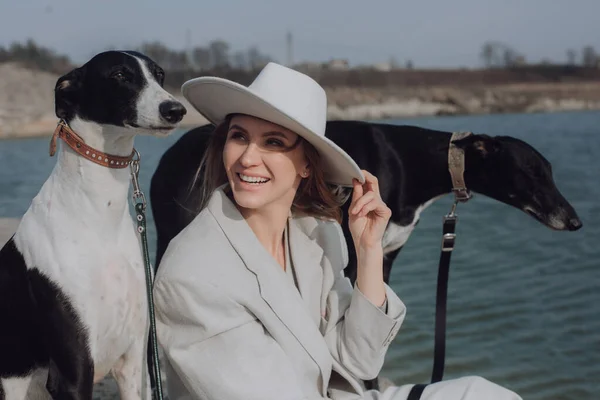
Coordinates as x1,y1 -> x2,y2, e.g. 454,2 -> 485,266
567,217 -> 582,231
159,101 -> 187,124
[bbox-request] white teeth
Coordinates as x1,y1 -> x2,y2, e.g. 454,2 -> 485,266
239,174 -> 269,184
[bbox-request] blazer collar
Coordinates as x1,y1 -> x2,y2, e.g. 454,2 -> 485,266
287,215 -> 325,325
207,187 -> 332,392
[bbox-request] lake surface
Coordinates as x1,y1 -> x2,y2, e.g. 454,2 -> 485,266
1,110 -> 598,399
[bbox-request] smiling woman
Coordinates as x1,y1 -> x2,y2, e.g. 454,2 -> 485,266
152,62 -> 523,400
224,115 -> 307,208
196,113 -> 347,224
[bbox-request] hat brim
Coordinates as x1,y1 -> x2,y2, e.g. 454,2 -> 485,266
181,77 -> 365,187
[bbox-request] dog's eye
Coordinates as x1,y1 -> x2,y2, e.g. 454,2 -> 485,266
156,71 -> 164,81
111,71 -> 127,81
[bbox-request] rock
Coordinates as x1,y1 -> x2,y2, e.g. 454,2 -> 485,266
525,98 -> 595,113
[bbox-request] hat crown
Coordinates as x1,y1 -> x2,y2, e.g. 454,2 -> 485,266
247,62 -> 327,137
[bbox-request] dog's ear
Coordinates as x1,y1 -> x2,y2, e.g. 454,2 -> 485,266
55,67 -> 84,121
453,134 -> 500,158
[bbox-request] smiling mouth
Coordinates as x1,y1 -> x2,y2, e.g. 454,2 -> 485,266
237,173 -> 270,184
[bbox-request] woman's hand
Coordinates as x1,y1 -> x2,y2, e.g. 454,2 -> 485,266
348,170 -> 391,307
348,170 -> 392,252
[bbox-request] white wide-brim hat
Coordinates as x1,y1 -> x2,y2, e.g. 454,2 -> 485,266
181,62 -> 365,187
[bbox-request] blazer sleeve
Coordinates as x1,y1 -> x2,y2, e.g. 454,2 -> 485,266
321,263 -> 407,381
154,276 -> 325,400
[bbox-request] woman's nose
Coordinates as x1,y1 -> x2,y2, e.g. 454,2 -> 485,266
239,143 -> 262,166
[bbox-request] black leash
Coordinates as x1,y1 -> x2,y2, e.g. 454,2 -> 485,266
407,132 -> 472,399
407,199 -> 466,400
432,201 -> 461,383
130,151 -> 164,400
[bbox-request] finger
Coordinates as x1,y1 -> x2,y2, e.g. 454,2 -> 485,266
359,200 -> 378,217
351,178 -> 364,206
361,170 -> 381,197
359,199 -> 390,218
351,191 -> 376,215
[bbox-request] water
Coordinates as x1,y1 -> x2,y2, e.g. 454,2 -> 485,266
1,110 -> 598,399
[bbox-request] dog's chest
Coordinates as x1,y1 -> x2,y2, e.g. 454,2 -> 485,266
91,246 -> 148,375
93,245 -> 147,328
15,210 -> 148,374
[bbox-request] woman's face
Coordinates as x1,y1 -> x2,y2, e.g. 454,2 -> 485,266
223,115 -> 308,213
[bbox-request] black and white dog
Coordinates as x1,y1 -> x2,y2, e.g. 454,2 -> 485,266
149,121 -> 582,285
0,51 -> 186,399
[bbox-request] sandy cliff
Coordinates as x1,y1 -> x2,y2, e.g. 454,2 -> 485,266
2,62 -> 600,139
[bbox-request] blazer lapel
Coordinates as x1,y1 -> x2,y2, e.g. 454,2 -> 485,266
207,188 -> 332,392
291,215 -> 346,322
287,217 -> 325,327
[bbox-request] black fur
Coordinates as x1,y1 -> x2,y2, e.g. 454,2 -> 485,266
0,238 -> 94,399
151,126 -> 215,270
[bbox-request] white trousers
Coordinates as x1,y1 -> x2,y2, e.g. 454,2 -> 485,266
362,376 -> 522,400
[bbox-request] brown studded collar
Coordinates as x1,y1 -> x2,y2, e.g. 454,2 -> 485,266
49,120 -> 135,168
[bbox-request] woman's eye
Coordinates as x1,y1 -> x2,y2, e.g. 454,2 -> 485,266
229,131 -> 245,140
266,139 -> 284,147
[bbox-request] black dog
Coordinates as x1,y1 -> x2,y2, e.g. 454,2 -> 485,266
0,51 -> 185,399
150,121 -> 582,282
147,120 -> 582,393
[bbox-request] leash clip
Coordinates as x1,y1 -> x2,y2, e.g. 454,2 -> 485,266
129,149 -> 146,211
441,211 -> 458,252
441,232 -> 456,252
442,183 -> 472,252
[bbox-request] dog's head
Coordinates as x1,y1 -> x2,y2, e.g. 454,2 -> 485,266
54,50 -> 186,135
454,134 -> 582,231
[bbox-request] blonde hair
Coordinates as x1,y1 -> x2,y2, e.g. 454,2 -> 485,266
192,115 -> 349,223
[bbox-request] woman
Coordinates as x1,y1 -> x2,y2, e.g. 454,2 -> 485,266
153,62 -> 522,400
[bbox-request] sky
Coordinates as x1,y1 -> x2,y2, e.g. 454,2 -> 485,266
1,0 -> 598,68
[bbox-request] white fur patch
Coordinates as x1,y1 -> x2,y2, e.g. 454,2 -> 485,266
2,369 -> 50,399
547,212 -> 567,229
131,54 -> 177,128
382,197 -> 440,254
524,205 -> 567,230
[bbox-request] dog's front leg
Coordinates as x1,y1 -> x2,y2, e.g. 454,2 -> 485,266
111,341 -> 152,400
29,271 -> 95,400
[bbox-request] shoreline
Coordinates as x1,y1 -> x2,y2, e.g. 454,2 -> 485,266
2,62 -> 599,139
2,94 -> 599,140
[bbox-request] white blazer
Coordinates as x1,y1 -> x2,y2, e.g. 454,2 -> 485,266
153,186 -> 406,400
